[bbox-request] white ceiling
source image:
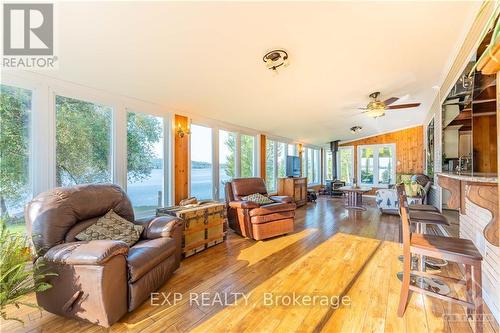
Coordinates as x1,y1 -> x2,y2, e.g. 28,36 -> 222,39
42,1 -> 480,145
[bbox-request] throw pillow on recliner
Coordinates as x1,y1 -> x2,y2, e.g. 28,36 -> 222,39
75,209 -> 143,247
241,193 -> 274,205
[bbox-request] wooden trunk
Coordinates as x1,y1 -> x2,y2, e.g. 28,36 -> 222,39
277,177 -> 307,207
157,202 -> 227,258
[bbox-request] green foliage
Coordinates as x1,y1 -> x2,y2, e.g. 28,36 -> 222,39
126,112 -> 162,182
265,140 -> 275,190
0,219 -> 55,323
55,95 -> 113,186
55,96 -> 163,186
220,133 -> 257,183
240,135 -> 254,177
222,133 -> 237,178
0,86 -> 31,221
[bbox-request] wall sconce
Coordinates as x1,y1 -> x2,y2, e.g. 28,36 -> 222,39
177,123 -> 191,138
298,144 -> 304,154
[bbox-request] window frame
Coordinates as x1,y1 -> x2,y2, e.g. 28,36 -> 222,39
188,118 -> 260,200
126,111 -> 167,217
2,71 -> 174,216
356,143 -> 396,188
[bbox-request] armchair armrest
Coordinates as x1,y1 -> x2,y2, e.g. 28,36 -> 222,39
228,200 -> 259,209
135,216 -> 184,239
44,240 -> 128,266
269,195 -> 293,204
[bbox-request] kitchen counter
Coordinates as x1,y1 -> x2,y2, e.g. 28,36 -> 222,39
437,171 -> 497,183
437,172 -> 499,321
437,173 -> 498,246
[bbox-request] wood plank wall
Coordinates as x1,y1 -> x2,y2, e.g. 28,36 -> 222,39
340,126 -> 424,178
174,115 -> 189,204
260,134 -> 266,180
473,114 -> 498,173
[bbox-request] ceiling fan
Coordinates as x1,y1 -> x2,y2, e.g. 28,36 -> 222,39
359,92 -> 421,118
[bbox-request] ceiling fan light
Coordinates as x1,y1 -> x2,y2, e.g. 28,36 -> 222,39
366,109 -> 385,118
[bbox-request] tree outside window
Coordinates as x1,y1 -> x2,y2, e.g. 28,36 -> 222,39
0,85 -> 32,233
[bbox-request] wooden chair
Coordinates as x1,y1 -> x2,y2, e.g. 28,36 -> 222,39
397,193 -> 484,333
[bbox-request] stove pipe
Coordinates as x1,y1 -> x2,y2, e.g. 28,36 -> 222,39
330,140 -> 340,181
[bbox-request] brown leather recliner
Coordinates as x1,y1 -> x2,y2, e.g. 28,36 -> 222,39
225,178 -> 296,240
25,184 -> 183,327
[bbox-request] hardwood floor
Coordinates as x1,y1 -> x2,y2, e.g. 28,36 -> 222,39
2,197 -> 499,333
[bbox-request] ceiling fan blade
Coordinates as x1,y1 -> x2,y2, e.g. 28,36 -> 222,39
383,97 -> 399,106
387,103 -> 421,110
358,107 -> 369,110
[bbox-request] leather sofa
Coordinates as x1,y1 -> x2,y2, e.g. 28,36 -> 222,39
225,178 -> 296,240
25,184 -> 183,327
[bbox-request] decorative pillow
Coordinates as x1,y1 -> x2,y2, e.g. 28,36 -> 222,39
75,209 -> 143,247
241,193 -> 274,205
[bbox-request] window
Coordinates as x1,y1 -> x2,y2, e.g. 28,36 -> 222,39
325,150 -> 333,180
377,146 -> 395,185
288,144 -> 298,156
338,147 -> 354,184
277,142 -> 287,178
126,112 -> 164,218
0,84 -> 32,234
219,130 -> 236,200
56,95 -> 112,187
357,144 -> 396,187
265,139 -> 276,192
313,149 -> 321,184
190,124 -> 213,199
302,147 -> 321,185
240,134 -> 255,177
359,147 -> 374,185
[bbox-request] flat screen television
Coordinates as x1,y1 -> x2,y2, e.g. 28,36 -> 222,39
286,156 -> 301,177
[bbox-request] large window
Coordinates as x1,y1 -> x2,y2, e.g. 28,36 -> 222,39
56,95 -> 112,187
313,149 -> 320,184
338,147 -> 354,184
219,130 -> 236,200
126,112 -> 164,218
377,146 -> 395,185
190,124 -> 213,199
240,134 -> 255,178
265,139 -> 276,192
265,140 -> 296,193
357,144 -> 396,187
277,142 -> 287,178
302,147 -> 321,185
325,150 -> 333,180
0,84 -> 32,234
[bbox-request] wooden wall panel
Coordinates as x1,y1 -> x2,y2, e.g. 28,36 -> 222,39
260,134 -> 266,180
174,115 -> 189,204
340,126 -> 424,178
473,114 -> 498,173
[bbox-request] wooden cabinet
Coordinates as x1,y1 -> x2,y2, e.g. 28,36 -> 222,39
278,177 -> 307,207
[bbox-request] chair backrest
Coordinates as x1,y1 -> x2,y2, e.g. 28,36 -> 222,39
229,178 -> 268,201
398,191 -> 412,248
25,183 -> 134,256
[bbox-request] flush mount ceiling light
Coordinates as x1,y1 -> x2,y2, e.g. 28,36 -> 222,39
263,49 -> 289,72
350,126 -> 363,134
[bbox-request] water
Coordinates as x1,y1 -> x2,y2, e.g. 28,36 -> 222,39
128,166 -> 229,211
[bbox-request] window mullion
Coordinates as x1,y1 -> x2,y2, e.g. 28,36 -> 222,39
274,141 -> 278,190
113,106 -> 127,190
212,128 -> 219,200
235,134 -> 241,177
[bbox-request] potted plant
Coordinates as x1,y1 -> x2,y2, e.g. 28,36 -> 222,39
0,219 -> 55,323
